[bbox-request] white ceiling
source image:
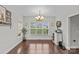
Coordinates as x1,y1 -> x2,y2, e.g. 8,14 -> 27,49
4,5 -> 79,16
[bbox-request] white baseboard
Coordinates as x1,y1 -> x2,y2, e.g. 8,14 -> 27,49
70,46 -> 79,49
3,39 -> 22,54
26,38 -> 52,40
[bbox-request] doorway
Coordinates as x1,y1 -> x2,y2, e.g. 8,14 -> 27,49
69,14 -> 79,48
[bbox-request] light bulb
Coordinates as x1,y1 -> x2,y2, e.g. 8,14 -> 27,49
35,16 -> 39,20
38,16 -> 40,18
40,16 -> 44,19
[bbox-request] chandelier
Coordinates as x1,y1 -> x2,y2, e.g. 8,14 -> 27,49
35,10 -> 44,21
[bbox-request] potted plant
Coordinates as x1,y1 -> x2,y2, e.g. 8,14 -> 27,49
22,27 -> 27,41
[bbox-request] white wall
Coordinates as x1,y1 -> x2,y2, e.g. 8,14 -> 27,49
0,5 -> 23,54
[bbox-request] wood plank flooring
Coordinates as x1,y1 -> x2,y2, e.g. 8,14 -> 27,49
8,40 -> 68,54
68,48 -> 79,54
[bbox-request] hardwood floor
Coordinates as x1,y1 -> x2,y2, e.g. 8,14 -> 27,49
8,40 -> 68,54
68,48 -> 79,54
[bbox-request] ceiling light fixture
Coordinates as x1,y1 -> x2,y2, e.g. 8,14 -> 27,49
35,10 -> 44,21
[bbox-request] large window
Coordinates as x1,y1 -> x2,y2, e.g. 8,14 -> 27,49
31,22 -> 48,35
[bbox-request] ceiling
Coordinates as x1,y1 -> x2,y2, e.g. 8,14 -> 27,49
4,5 -> 79,16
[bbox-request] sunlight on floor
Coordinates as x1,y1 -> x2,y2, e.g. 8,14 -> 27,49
28,43 -> 49,54
17,46 -> 22,54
